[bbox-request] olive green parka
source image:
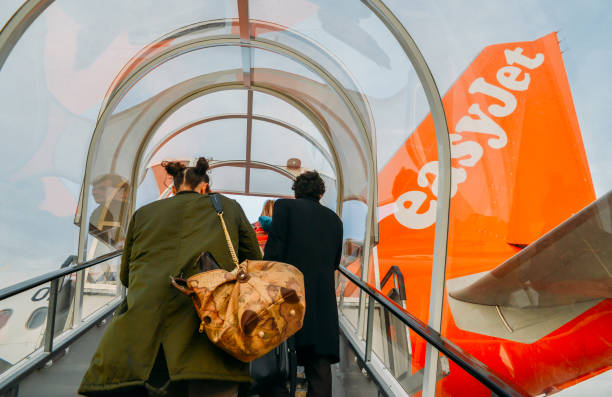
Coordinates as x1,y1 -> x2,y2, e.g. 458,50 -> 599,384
79,191 -> 262,395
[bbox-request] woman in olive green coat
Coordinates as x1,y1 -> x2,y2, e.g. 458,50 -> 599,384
79,158 -> 262,397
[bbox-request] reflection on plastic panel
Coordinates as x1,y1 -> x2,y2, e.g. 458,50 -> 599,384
375,29 -> 611,395
336,272 -> 360,330
0,287 -> 51,375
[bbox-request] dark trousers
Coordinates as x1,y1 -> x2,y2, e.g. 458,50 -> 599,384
258,355 -> 331,397
110,347 -> 238,397
304,356 -> 332,397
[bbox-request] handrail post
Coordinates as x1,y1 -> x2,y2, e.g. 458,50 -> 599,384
364,295 -> 375,363
337,266 -> 528,397
43,278 -> 59,353
72,270 -> 84,327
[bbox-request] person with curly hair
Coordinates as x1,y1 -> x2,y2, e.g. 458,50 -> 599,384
79,158 -> 261,397
261,171 -> 343,397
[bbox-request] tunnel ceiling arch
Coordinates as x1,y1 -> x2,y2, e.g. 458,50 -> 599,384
0,1 -> 452,262
78,18 -> 388,225
142,114 -> 336,181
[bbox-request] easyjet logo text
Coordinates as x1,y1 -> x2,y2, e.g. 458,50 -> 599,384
394,47 -> 545,229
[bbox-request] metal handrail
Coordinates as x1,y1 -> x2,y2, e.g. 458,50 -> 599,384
0,250 -> 526,396
0,251 -> 123,393
338,266 -> 529,397
0,250 -> 122,302
380,265 -> 406,301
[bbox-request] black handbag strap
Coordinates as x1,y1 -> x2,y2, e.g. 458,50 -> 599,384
210,193 -> 223,214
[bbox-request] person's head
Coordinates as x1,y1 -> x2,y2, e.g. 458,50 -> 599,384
162,157 -> 210,195
292,171 -> 325,201
261,200 -> 275,217
92,174 -> 129,204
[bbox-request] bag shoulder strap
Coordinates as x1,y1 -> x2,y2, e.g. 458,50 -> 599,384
210,194 -> 240,268
210,193 -> 223,214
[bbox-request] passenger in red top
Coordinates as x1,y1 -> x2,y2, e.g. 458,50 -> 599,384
252,199 -> 275,252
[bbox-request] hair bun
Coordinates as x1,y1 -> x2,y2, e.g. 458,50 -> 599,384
193,157 -> 209,176
162,161 -> 186,177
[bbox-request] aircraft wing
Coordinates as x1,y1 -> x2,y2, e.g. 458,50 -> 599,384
448,190 -> 612,308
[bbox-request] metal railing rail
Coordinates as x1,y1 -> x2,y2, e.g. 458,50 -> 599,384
380,265 -> 406,301
0,250 -> 527,396
0,250 -> 122,302
338,266 -> 529,397
0,251 -> 123,393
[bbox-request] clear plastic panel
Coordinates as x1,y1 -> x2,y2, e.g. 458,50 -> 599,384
85,69 -> 244,257
0,0 -> 24,28
82,256 -> 121,320
135,165 -> 165,210
0,1 -> 236,282
115,46 -> 242,113
84,171 -> 131,260
370,300 -> 428,395
260,78 -> 368,200
250,0 -> 421,169
146,90 -> 249,154
336,272 -> 360,330
434,352 -> 495,397
209,166 -> 246,193
251,90 -> 328,151
248,168 -> 293,197
252,46 -> 325,85
250,119 -> 334,175
341,199 -> 367,278
149,118 -> 247,165
320,174 -> 337,212
0,12 -> 83,280
0,286 -> 50,373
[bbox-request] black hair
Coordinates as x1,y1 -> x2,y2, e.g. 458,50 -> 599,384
292,171 -> 325,200
162,157 -> 210,191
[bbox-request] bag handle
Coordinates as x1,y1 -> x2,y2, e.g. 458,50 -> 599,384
210,194 -> 241,269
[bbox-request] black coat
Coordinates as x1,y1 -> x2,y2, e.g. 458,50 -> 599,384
263,198 -> 343,363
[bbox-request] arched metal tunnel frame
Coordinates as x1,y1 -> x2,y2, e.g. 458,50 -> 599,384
0,1 -> 453,396
132,85 -> 344,210
142,113 -> 337,199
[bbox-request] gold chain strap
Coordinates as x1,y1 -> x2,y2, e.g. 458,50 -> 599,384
216,212 -> 241,269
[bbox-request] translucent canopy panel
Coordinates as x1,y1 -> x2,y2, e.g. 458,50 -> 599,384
208,166 -> 245,193
135,165 -> 164,210
0,1 -> 24,28
72,16 -> 377,226
85,53 -> 372,229
146,90 -> 249,153
115,46 -> 242,113
149,118 -> 247,165
250,119 -> 334,175
320,174 -> 337,212
251,64 -> 370,200
0,1 -> 239,280
250,0 -> 426,169
253,46 -> 325,85
249,168 -> 293,197
251,91 -> 328,152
